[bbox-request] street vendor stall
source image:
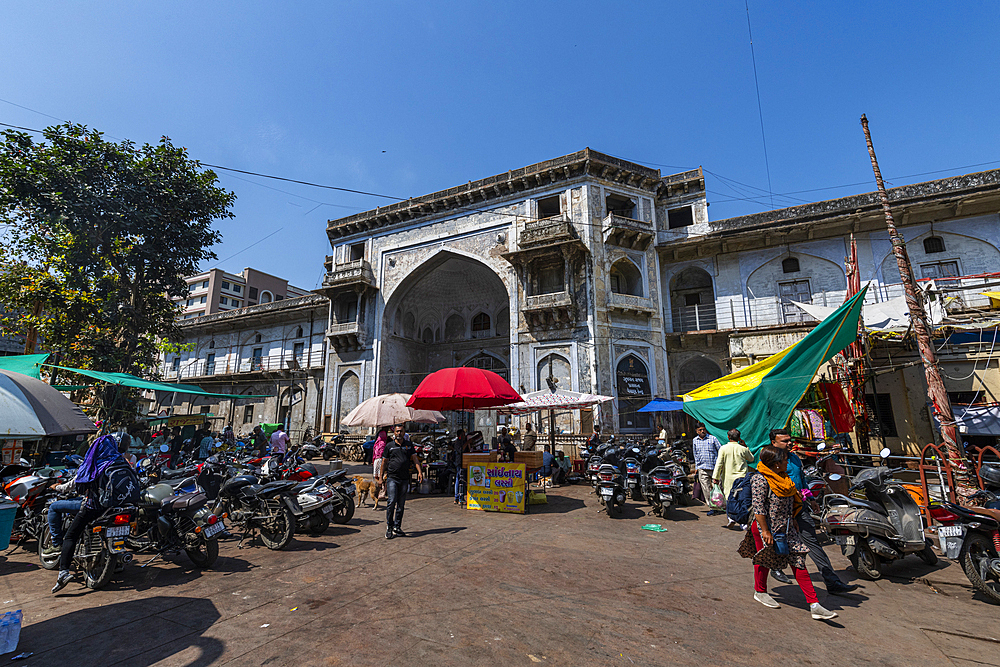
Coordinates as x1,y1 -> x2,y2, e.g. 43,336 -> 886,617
498,388 -> 614,456
407,367 -> 526,512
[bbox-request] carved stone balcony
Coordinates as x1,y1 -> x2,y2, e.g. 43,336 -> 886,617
603,214 -> 654,251
318,259 -> 375,297
607,292 -> 656,315
327,320 -> 367,352
502,216 -> 589,268
522,291 -> 577,329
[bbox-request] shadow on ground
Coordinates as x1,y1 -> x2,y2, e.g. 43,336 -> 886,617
20,596 -> 224,667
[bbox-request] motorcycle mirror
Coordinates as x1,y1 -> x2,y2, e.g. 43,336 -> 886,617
139,457 -> 151,469
879,447 -> 891,460
828,473 -> 842,481
816,443 -> 826,451
160,444 -> 170,453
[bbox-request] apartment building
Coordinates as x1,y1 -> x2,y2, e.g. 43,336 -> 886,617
176,267 -> 310,320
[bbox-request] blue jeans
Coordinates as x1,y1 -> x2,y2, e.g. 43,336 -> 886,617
385,478 -> 409,530
454,468 -> 464,501
48,499 -> 82,547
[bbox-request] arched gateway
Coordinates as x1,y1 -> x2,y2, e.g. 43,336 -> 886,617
378,252 -> 511,395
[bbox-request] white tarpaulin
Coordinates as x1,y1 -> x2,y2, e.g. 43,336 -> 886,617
792,292 -> 944,332
954,404 -> 1000,436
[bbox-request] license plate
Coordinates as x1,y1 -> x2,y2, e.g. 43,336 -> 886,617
627,480 -> 636,486
203,521 -> 226,538
659,493 -> 672,501
322,504 -> 333,515
937,525 -> 963,537
834,535 -> 855,546
106,525 -> 130,538
600,489 -> 612,497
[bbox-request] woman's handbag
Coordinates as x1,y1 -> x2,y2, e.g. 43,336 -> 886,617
772,518 -> 791,556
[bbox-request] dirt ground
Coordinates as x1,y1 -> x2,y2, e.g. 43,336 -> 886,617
2,467 -> 998,666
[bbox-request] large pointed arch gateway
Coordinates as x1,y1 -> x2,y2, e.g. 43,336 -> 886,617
378,251 -> 511,395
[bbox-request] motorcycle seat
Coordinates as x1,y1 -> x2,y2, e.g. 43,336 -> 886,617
258,480 -> 296,495
166,476 -> 198,491
943,501 -> 1000,526
162,466 -> 198,479
325,469 -> 347,483
161,492 -> 207,512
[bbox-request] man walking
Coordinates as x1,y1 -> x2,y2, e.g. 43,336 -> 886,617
381,424 -> 424,539
769,428 -> 858,594
692,423 -> 723,515
713,428 -> 754,528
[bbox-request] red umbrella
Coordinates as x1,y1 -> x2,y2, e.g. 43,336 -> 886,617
405,367 -> 522,411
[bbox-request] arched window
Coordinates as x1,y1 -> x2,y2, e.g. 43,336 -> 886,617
782,257 -> 800,273
402,312 -> 416,339
471,312 -> 491,337
678,357 -> 723,396
616,354 -> 651,430
924,236 -> 945,254
421,327 -> 433,344
536,353 -> 571,392
609,259 -> 643,296
464,353 -> 508,381
295,326 -> 303,338
670,267 -> 716,332
209,340 -> 215,349
260,291 -> 273,304
255,333 -> 262,344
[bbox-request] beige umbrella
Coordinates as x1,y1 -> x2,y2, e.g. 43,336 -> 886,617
340,393 -> 446,428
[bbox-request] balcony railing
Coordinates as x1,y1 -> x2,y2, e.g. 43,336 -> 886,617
519,216 -> 575,248
321,259 -> 375,291
671,304 -> 719,332
608,292 -> 656,313
525,291 -> 573,311
161,349 -> 324,380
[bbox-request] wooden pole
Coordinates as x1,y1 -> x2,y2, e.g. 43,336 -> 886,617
860,115 -> 969,486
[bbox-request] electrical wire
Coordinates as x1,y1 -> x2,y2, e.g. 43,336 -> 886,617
744,0 -> 774,208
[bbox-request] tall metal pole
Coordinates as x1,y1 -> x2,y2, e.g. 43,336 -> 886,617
860,115 -> 967,480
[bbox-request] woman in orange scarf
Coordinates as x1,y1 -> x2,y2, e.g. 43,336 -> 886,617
748,445 -> 837,620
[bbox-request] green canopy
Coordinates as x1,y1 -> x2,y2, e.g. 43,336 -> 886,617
682,287 -> 868,456
44,364 -> 273,398
0,353 -> 49,379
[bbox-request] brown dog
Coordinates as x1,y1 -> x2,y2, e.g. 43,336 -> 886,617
353,476 -> 382,510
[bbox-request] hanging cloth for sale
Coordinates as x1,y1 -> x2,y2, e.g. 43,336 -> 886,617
804,409 -> 825,440
818,382 -> 855,434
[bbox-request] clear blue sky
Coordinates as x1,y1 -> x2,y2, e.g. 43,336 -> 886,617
3,2 -> 998,289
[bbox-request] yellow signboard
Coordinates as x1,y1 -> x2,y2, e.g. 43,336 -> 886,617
466,462 -> 526,514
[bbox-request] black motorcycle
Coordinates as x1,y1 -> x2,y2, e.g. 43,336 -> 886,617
41,504 -> 137,590
125,479 -> 224,569
213,471 -> 301,550
938,479 -> 1000,603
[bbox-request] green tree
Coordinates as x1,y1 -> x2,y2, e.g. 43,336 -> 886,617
0,123 -> 235,426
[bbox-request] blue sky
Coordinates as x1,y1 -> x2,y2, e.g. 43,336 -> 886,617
3,1 -> 998,289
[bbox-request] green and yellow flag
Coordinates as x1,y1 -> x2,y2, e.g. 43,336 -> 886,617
682,286 -> 868,456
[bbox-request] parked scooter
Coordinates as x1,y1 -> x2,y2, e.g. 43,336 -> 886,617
45,504 -> 137,590
640,448 -> 686,517
821,448 -> 937,580
936,465 -> 1000,603
292,470 -> 356,535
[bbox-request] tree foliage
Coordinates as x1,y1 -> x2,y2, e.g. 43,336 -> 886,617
0,123 -> 235,426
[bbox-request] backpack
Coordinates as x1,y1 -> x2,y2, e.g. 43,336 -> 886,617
726,469 -> 760,526
98,460 -> 141,509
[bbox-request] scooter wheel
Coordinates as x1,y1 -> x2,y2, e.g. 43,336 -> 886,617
322,450 -> 333,461
917,540 -> 938,566
849,540 -> 882,580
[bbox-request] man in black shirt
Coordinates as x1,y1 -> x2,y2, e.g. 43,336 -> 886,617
380,424 -> 424,539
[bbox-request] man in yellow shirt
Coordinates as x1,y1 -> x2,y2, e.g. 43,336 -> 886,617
712,428 -> 754,528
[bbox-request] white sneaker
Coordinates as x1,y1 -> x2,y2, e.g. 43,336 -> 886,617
754,591 -> 780,608
810,602 -> 838,620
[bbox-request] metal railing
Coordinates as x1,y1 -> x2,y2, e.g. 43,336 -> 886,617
671,303 -> 718,332
162,349 -> 324,379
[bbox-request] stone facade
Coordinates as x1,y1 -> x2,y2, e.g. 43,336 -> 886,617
154,294 -> 328,440
320,149 -> 709,435
659,167 -> 1000,454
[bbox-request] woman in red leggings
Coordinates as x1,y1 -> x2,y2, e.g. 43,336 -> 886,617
751,445 -> 837,620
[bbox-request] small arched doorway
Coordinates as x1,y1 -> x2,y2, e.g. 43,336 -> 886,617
678,357 -> 723,396
336,372 -> 360,429
616,354 -> 652,431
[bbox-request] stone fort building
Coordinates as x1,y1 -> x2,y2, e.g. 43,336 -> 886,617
319,149 -> 707,434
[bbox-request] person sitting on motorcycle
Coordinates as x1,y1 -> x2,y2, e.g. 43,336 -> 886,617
51,434 -> 129,593
43,478 -> 81,556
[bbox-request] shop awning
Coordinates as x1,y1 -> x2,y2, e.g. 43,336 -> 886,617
638,398 -> 685,412
44,365 -> 273,398
0,353 -> 49,380
497,388 -> 613,415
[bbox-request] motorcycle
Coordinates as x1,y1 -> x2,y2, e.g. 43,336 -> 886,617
123,476 -> 224,569
43,504 -> 137,590
821,448 -> 937,580
292,470 -> 356,535
3,463 -> 75,552
213,470 -> 302,550
936,463 -> 1000,603
624,453 -> 643,501
596,462 -> 627,517
640,448 -> 686,516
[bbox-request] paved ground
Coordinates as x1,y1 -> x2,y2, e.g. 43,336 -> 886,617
2,466 -> 999,667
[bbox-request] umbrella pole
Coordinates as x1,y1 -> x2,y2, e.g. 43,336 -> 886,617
548,408 -> 555,455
